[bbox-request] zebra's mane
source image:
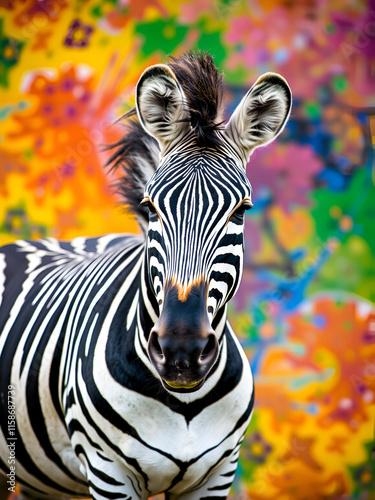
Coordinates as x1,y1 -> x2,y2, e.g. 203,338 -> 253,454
168,51 -> 225,145
107,51 -> 225,233
106,119 -> 160,233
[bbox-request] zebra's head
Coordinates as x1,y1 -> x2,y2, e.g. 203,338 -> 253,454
133,53 -> 291,392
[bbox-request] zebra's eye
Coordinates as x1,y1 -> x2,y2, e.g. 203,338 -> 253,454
230,201 -> 253,221
141,199 -> 158,216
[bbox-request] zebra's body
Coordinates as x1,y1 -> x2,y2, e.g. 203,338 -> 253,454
0,52 -> 291,499
0,234 -> 252,498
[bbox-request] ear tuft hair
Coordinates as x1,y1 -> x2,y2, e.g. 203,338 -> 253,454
168,51 -> 225,146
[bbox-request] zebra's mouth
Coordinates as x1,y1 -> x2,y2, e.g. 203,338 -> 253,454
162,379 -> 204,392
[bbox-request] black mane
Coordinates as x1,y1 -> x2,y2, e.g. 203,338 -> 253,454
106,119 -> 159,233
107,51 -> 225,233
168,51 -> 225,145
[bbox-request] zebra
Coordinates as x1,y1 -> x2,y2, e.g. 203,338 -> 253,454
0,52 -> 291,499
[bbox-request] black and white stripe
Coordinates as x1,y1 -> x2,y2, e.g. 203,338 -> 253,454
145,136 -> 252,323
0,52 -> 291,499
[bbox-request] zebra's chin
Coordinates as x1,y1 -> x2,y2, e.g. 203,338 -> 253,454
162,378 -> 204,392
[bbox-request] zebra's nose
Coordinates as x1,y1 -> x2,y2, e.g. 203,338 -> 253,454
148,330 -> 166,366
147,330 -> 218,380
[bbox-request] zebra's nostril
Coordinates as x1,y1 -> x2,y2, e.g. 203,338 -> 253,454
198,333 -> 218,366
148,331 -> 166,365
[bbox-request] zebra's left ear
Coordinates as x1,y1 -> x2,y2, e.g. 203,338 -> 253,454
224,73 -> 292,163
136,64 -> 190,154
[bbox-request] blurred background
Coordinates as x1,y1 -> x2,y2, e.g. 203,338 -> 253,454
0,0 -> 374,499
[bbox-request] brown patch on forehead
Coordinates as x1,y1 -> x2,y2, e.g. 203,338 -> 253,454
170,275 -> 206,302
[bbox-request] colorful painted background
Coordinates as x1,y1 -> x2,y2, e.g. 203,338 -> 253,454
1,1 -> 375,499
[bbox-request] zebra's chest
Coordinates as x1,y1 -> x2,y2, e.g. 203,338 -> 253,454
70,368 -> 250,495
103,401 -> 242,495
144,441 -> 227,495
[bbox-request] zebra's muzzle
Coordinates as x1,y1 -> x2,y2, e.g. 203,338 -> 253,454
148,330 -> 218,392
147,279 -> 219,391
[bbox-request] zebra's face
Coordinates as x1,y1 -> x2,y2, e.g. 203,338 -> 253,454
142,147 -> 252,390
144,147 -> 253,322
136,62 -> 291,391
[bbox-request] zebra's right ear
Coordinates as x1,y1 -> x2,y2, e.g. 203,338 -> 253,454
136,64 -> 191,154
